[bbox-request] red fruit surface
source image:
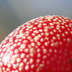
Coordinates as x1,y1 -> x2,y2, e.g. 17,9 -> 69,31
0,15 -> 72,72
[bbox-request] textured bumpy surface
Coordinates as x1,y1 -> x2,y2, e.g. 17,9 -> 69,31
0,15 -> 72,72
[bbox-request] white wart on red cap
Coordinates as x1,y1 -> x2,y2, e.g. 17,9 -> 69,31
0,15 -> 72,72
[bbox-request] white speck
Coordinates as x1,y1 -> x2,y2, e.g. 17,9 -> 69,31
31,64 -> 34,69
50,31 -> 53,35
54,49 -> 57,53
39,29 -> 43,32
37,49 -> 40,52
21,53 -> 25,58
62,33 -> 65,36
7,63 -> 11,68
14,49 -> 19,53
37,53 -> 41,58
24,48 -> 29,53
37,42 -> 41,46
19,62 -> 24,68
53,36 -> 56,40
30,58 -> 34,64
17,42 -> 21,46
31,43 -> 35,46
45,42 -> 48,46
12,55 -> 18,61
70,31 -> 72,34
61,26 -> 65,29
13,64 -> 17,69
49,49 -> 52,53
0,62 -> 3,66
43,55 -> 47,59
25,65 -> 29,70
10,46 -> 14,49
37,59 -> 40,63
40,38 -> 44,42
43,49 -> 47,53
20,44 -> 26,49
65,31 -> 68,34
17,58 -> 21,63
23,58 -> 27,63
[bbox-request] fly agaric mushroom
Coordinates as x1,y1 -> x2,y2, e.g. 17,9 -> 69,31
0,15 -> 72,72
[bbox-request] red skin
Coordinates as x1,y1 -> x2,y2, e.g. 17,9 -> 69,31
0,15 -> 72,72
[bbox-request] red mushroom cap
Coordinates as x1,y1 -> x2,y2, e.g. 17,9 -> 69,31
0,15 -> 72,72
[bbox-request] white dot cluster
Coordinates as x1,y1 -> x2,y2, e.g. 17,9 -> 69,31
0,15 -> 72,72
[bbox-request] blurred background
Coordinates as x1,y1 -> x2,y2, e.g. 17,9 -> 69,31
0,0 -> 72,42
